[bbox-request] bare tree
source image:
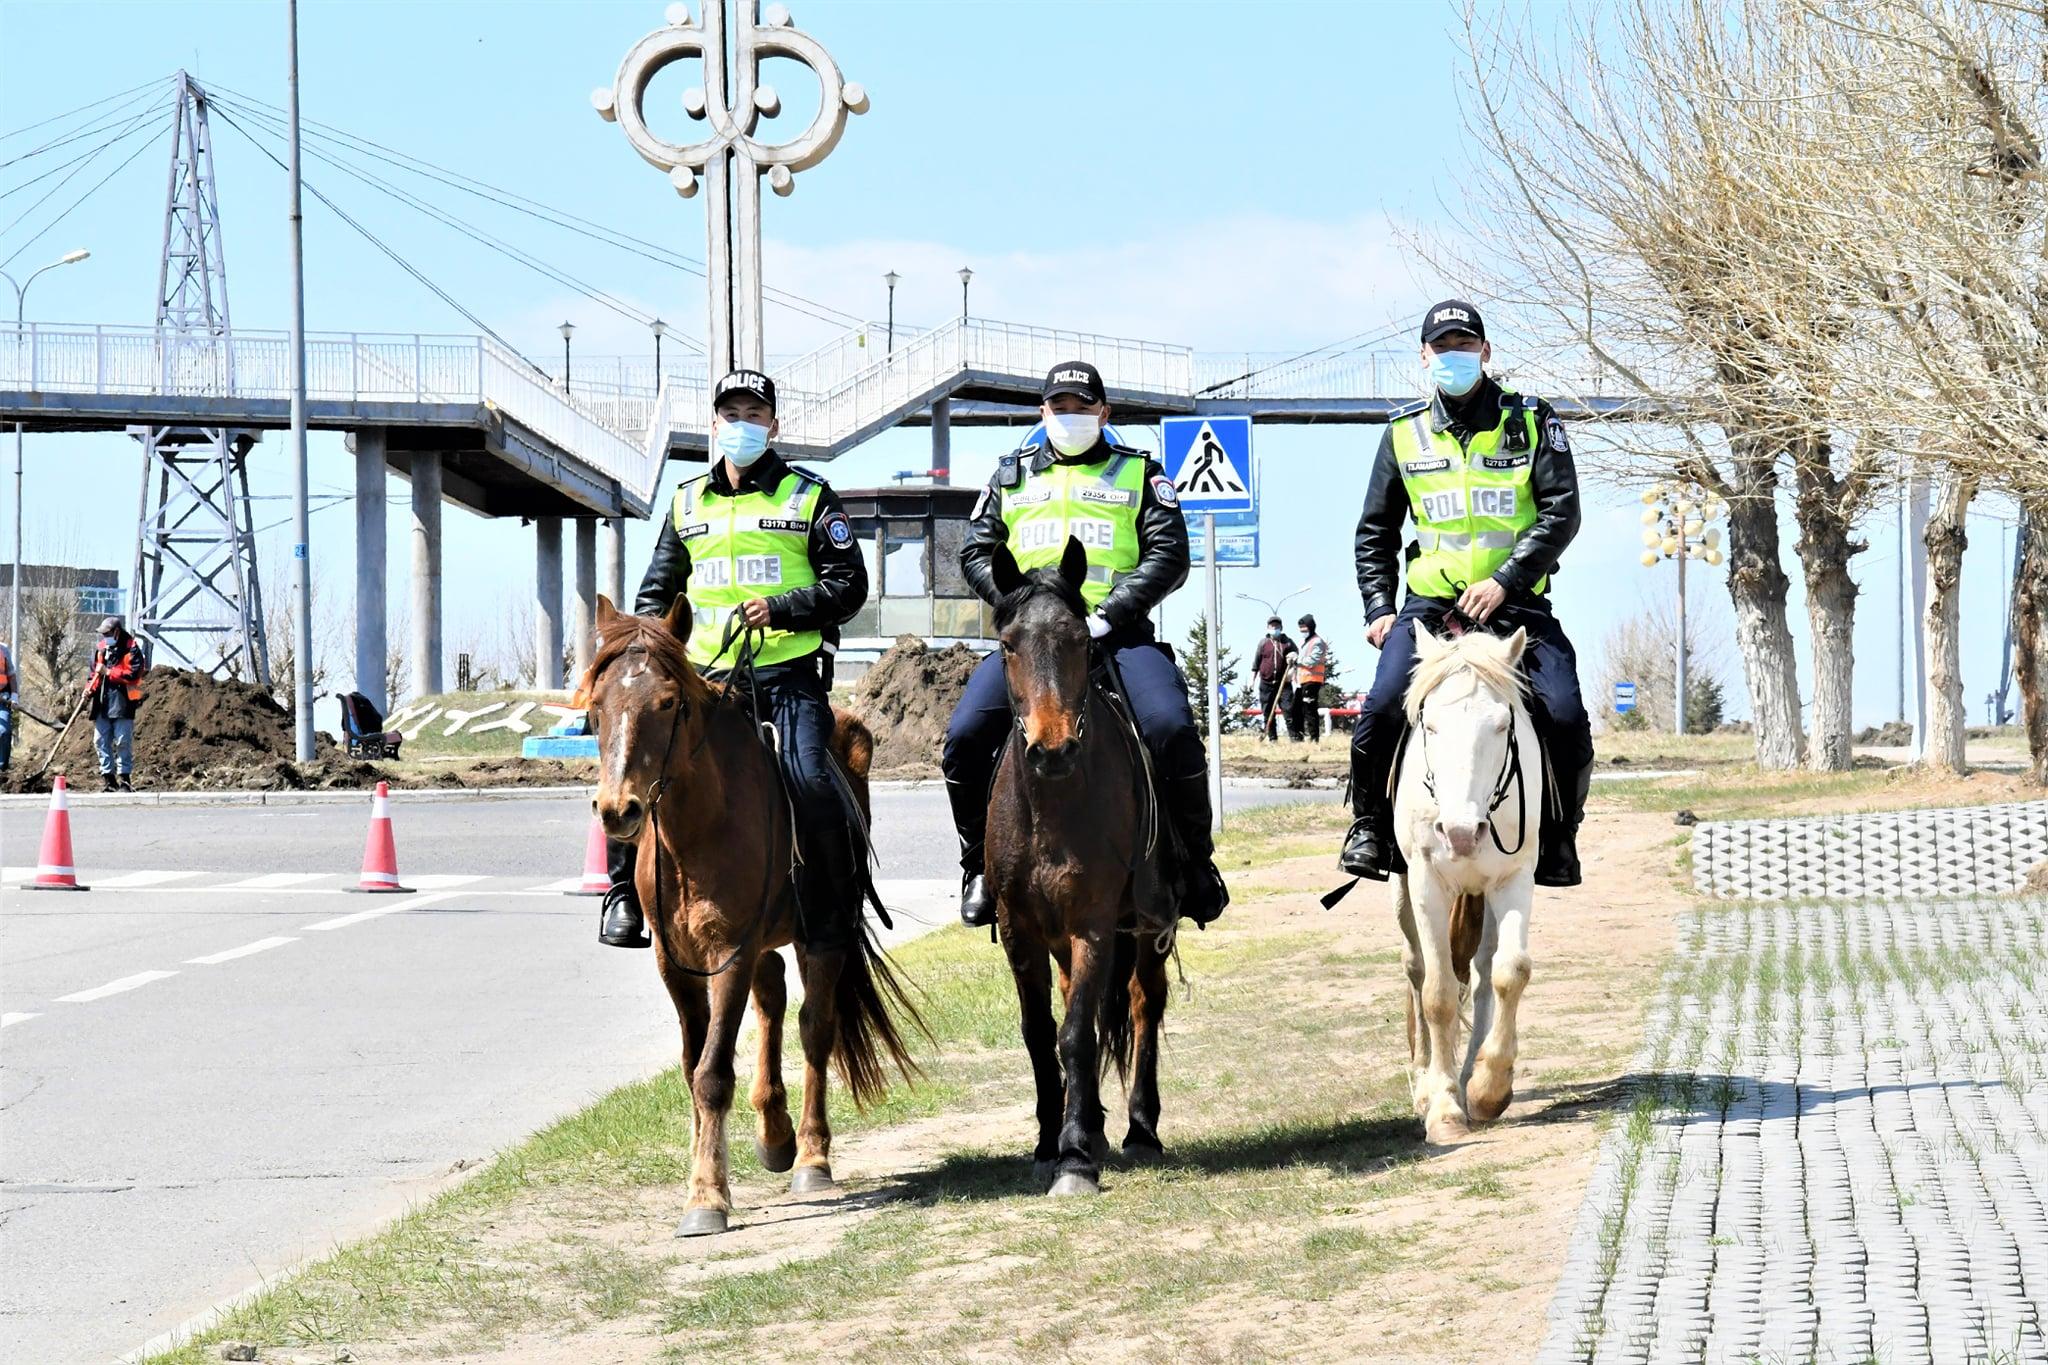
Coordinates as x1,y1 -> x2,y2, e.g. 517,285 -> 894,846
1445,0 -> 1901,771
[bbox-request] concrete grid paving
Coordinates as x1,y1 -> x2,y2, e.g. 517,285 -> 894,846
1539,895 -> 2048,1364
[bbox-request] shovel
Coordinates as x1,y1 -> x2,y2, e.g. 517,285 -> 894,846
32,692 -> 91,779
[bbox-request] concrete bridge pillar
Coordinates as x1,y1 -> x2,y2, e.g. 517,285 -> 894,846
603,516 -> 627,611
535,516 -> 565,690
930,397 -> 952,486
353,430 -> 388,713
410,452 -> 444,697
572,517 -> 597,681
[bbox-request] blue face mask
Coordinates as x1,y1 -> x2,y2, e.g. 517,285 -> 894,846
1427,349 -> 1483,397
714,418 -> 771,467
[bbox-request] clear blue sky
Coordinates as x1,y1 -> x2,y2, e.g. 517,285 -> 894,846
1,0 -> 2019,728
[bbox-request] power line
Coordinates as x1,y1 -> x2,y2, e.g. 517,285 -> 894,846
0,86 -> 169,172
211,104 -> 536,367
0,112 -> 162,270
0,74 -> 169,148
0,96 -> 167,245
207,82 -> 865,331
0,97 -> 170,202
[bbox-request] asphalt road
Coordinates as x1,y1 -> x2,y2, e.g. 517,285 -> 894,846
0,783 -> 1331,1363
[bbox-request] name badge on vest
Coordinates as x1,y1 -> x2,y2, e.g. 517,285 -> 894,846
755,517 -> 807,532
1077,486 -> 1135,506
1402,457 -> 1452,476
677,521 -> 711,541
1008,486 -> 1053,507
1481,454 -> 1530,470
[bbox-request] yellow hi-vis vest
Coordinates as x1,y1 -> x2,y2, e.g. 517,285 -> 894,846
998,449 -> 1146,612
670,468 -> 825,669
1392,389 -> 1546,598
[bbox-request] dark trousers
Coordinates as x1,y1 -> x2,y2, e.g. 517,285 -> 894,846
1257,679 -> 1285,739
1289,688 -> 1322,743
942,634 -> 1211,870
1349,594 -> 1593,826
607,659 -> 858,947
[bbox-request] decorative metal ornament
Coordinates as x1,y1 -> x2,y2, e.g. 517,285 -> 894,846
595,1 -> 867,378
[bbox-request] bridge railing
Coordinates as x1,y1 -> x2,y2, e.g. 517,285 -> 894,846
0,322 -> 663,502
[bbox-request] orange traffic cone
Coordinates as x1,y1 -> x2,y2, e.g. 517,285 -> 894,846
345,781 -> 414,894
29,775 -> 89,892
566,814 -> 611,897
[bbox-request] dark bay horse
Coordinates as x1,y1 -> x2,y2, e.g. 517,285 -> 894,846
587,595 -> 922,1236
985,538 -> 1174,1197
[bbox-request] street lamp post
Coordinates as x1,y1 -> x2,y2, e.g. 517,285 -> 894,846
2,247 -> 90,662
884,270 -> 899,355
650,318 -> 667,387
1638,480 -> 1725,734
958,266 -> 973,322
558,320 -> 576,390
1235,584 -> 1312,624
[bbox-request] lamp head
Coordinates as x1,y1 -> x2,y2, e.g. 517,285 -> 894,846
884,270 -> 900,288
558,321 -> 576,341
59,249 -> 90,265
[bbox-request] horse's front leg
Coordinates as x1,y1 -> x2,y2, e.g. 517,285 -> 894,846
791,944 -> 843,1193
677,954 -> 753,1237
1468,871 -> 1534,1123
749,950 -> 796,1174
1412,872 -> 1469,1144
1000,908 -> 1063,1187
1461,899 -> 1500,1092
1123,931 -> 1170,1161
1050,927 -> 1112,1195
1392,874 -> 1428,1108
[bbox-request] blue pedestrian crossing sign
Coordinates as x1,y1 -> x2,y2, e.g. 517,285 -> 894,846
1163,415 -> 1254,513
1614,680 -> 1637,713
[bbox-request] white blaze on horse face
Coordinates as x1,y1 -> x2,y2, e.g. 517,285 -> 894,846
604,657 -> 647,799
1425,681 -> 1512,860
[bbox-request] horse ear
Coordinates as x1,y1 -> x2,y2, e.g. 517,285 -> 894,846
663,593 -> 694,648
991,541 -> 1025,597
1501,626 -> 1528,668
595,594 -> 618,626
1412,619 -> 1444,660
1059,536 -> 1089,594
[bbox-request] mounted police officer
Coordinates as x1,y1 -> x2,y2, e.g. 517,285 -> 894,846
1341,300 -> 1593,887
943,360 -> 1229,929
598,368 -> 869,951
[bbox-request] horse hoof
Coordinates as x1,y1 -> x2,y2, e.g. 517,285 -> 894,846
1424,1114 -> 1471,1147
754,1137 -> 797,1173
789,1164 -> 835,1194
1032,1159 -> 1057,1190
674,1207 -> 730,1238
1122,1139 -> 1165,1165
1048,1171 -> 1100,1198
1469,1084 -> 1513,1123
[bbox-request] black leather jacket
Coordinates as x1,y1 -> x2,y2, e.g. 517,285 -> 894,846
961,436 -> 1190,635
634,451 -> 868,634
1353,377 -> 1582,623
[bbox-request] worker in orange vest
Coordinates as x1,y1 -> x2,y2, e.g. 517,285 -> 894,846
1290,613 -> 1330,743
84,616 -> 148,791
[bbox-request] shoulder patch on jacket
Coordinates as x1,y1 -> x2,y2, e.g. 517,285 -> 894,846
822,510 -> 854,548
1544,417 -> 1570,453
1149,475 -> 1180,508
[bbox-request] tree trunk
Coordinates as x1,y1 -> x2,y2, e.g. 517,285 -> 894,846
2015,495 -> 2048,786
1723,450 -> 1806,769
1920,470 -> 1976,774
1793,458 -> 1861,772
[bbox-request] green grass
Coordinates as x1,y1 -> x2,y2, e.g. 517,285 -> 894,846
382,690 -> 574,759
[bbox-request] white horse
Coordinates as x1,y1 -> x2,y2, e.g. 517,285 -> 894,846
1390,622 -> 1542,1145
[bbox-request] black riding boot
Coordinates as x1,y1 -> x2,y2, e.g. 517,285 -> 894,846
946,775 -> 997,928
598,836 -> 649,948
1535,759 -> 1593,889
1165,772 -> 1229,925
794,831 -> 858,952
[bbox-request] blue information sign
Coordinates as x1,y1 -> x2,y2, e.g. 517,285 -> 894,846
1614,681 -> 1637,713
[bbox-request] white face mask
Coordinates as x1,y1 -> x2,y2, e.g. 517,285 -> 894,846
1042,410 -> 1102,457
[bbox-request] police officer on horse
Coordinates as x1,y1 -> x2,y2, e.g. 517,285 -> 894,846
598,368 -> 870,951
1340,300 -> 1594,887
943,360 -> 1230,929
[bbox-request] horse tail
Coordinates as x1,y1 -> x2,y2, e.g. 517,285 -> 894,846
830,916 -> 929,1109
1450,892 -> 1484,986
1097,929 -> 1138,1084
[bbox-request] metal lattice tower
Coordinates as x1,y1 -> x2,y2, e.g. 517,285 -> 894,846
131,71 -> 270,684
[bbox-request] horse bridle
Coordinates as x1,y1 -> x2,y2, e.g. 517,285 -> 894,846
633,612 -> 783,981
1416,698 -> 1529,858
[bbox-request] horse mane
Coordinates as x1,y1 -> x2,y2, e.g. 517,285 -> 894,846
1403,629 -> 1528,724
993,566 -> 1087,630
591,611 -> 716,709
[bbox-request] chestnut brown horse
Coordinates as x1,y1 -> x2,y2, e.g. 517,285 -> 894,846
985,538 -> 1174,1197
588,595 -> 922,1236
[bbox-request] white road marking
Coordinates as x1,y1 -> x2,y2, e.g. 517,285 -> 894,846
406,874 -> 488,890
1,865 -> 33,883
93,870 -> 208,889
301,890 -> 460,932
2,1012 -> 41,1028
218,872 -> 328,889
533,876 -> 585,893
184,936 -> 298,966
56,970 -> 179,1004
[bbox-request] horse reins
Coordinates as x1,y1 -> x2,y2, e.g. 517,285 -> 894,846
639,611 -> 787,981
1415,700 -> 1530,858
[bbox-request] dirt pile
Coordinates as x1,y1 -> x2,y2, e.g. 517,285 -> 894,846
1857,720 -> 1916,746
851,635 -> 982,775
3,668 -> 383,794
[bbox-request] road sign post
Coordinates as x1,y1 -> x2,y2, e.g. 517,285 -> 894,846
1163,415 -> 1255,838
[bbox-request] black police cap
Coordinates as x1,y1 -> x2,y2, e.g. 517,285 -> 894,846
1042,360 -> 1106,404
1420,299 -> 1486,344
714,368 -> 777,411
